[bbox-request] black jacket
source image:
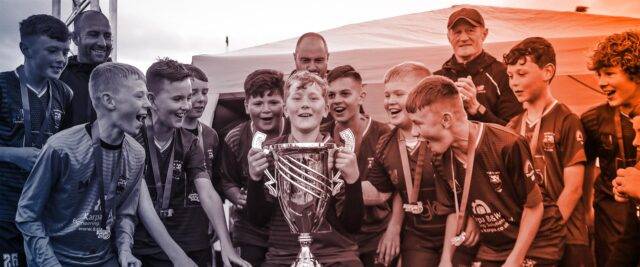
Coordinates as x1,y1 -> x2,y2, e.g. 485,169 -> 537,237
434,51 -> 523,125
60,56 -> 106,129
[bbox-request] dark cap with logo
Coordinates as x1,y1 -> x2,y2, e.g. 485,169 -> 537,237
447,7 -> 485,29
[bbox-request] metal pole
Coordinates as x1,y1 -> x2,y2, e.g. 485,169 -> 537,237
90,0 -> 100,10
52,0 -> 61,18
110,0 -> 117,61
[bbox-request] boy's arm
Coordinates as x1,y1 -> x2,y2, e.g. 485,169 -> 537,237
362,181 -> 391,205
557,164 -> 585,222
0,147 -> 40,171
14,145 -> 62,267
506,186 -> 544,265
137,179 -> 195,265
195,177 -> 250,267
217,140 -> 245,207
377,193 -> 404,266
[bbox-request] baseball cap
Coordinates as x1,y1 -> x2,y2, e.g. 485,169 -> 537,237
447,7 -> 485,29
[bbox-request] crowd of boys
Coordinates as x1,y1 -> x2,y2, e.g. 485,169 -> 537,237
1,6 -> 640,267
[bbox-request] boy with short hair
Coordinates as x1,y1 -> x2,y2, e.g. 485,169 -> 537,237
326,65 -> 391,267
504,37 -> 590,266
406,75 -> 566,267
132,58 -> 248,267
218,69 -> 287,266
365,62 -> 465,267
581,30 -> 640,267
246,70 -> 364,266
0,14 -> 73,266
16,62 -> 148,266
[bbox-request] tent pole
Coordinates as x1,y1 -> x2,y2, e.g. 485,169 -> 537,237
110,0 -> 117,62
52,0 -> 61,18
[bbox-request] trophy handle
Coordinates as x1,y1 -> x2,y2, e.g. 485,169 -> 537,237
331,129 -> 356,195
252,131 -> 278,197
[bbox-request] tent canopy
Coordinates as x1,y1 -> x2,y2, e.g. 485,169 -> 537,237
193,4 -> 640,125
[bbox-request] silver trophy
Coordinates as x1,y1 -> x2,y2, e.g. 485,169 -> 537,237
252,130 -> 355,267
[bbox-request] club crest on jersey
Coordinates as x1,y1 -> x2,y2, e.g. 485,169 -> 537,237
524,160 -> 536,182
188,193 -> 200,203
116,175 -> 127,194
487,171 -> 503,192
207,149 -> 214,160
576,130 -> 584,145
52,109 -> 63,129
542,132 -> 555,152
471,199 -> 491,215
172,160 -> 183,180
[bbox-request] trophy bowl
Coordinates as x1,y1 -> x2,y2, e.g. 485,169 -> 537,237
252,130 -> 355,267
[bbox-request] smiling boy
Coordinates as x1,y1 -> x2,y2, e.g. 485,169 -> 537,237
326,65 -> 391,267
0,14 -> 73,266
246,70 -> 364,266
131,58 -> 248,267
505,37 -> 590,267
218,69 -> 286,266
406,75 -> 565,267
581,30 -> 640,267
16,62 -> 149,266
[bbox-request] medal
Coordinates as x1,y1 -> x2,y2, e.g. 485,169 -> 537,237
451,231 -> 467,247
403,201 -> 424,214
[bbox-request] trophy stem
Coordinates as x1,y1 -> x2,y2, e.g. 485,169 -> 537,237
292,233 -> 321,267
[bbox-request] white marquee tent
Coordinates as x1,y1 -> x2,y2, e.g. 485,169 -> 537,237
192,4 -> 640,126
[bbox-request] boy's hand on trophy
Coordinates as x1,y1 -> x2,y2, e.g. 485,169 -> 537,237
334,149 -> 359,184
248,147 -> 269,182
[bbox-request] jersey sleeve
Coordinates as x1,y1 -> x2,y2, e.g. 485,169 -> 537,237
186,137 -> 208,181
366,144 -> 395,193
15,144 -> 64,266
580,109 -> 600,163
560,114 -> 587,167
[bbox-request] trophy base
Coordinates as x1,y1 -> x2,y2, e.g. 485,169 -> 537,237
292,233 -> 322,267
291,258 -> 321,267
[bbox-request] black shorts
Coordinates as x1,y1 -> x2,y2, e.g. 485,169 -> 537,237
137,247 -> 212,267
560,244 -> 594,267
0,221 -> 26,267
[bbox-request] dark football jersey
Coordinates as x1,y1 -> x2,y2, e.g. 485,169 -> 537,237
368,127 -> 450,251
508,102 -> 588,245
435,123 -> 565,262
133,128 -> 210,255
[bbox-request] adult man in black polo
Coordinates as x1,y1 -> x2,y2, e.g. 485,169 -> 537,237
60,10 -> 112,129
434,7 -> 522,125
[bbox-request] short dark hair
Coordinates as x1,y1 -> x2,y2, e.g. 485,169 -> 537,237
327,65 -> 362,84
295,32 -> 328,54
589,30 -> 640,83
244,69 -> 284,99
146,58 -> 191,94
183,64 -> 208,82
19,14 -> 70,42
503,37 -> 556,69
73,10 -> 108,32
405,75 -> 459,113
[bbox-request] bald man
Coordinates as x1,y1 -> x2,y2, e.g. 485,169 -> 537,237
293,32 -> 329,78
61,10 -> 112,129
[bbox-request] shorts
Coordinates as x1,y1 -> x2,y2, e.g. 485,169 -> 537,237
0,221 -> 26,267
137,247 -> 212,267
